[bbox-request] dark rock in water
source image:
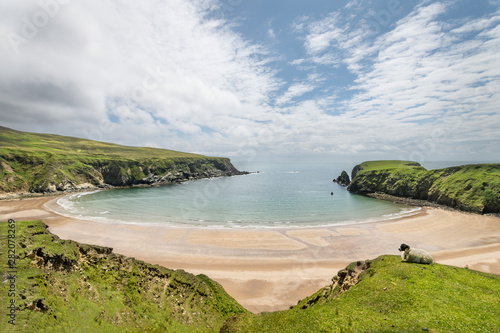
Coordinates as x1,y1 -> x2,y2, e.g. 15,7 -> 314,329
333,170 -> 350,186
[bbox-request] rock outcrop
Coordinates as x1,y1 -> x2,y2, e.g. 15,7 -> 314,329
0,126 -> 248,198
333,170 -> 350,186
295,260 -> 372,310
0,152 -> 246,198
346,161 -> 500,214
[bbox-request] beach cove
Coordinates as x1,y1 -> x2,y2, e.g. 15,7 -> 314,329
1,196 -> 499,313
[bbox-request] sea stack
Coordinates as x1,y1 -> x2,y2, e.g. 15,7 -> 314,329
333,170 -> 350,187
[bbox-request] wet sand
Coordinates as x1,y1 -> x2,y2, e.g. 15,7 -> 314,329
1,196 -> 499,313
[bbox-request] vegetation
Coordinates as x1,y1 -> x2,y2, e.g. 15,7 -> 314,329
2,221 -> 499,332
222,256 -> 500,332
0,220 -> 247,332
0,126 -> 242,195
347,160 -> 500,213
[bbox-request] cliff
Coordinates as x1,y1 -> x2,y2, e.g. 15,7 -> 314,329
345,160 -> 500,214
0,126 -> 245,197
0,220 -> 247,331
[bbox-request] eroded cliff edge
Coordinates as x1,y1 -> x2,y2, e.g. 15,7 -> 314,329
0,220 -> 246,331
340,160 -> 500,214
0,126 -> 246,198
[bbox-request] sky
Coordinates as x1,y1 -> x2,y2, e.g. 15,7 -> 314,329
1,0 -> 499,163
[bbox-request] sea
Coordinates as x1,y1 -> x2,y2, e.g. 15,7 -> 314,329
45,160 -> 481,229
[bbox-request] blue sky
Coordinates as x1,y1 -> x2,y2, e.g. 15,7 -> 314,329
1,0 -> 499,163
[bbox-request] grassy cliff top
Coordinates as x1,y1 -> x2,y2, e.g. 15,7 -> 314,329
0,126 -> 205,160
348,160 -> 500,213
357,160 -> 425,172
223,255 -> 500,332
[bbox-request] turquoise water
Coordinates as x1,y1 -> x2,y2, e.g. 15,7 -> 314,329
48,160 -> 421,228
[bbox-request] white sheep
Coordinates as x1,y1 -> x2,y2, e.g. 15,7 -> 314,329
398,243 -> 433,264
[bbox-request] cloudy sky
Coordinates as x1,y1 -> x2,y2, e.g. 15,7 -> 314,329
1,0 -> 499,162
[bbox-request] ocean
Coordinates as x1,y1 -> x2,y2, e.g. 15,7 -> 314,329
46,160 -> 476,228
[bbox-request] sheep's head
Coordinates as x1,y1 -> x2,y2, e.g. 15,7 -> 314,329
398,243 -> 410,252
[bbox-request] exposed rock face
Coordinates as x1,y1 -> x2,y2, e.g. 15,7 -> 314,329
333,170 -> 350,186
0,153 -> 247,197
25,299 -> 49,313
347,161 -> 500,214
333,260 -> 372,292
296,260 -> 372,310
28,247 -> 78,272
351,164 -> 363,180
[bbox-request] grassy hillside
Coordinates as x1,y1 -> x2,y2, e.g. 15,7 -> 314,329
347,160 -> 500,213
0,220 -> 247,332
222,256 -> 500,332
2,221 -> 499,332
0,126 -> 242,195
0,125 -> 202,159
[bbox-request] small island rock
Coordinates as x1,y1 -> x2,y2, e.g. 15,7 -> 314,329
333,170 -> 351,186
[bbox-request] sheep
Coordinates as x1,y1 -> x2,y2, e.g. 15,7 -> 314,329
398,243 -> 433,264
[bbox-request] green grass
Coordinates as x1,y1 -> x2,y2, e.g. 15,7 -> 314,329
0,126 -> 239,194
2,221 -> 499,332
223,256 -> 500,332
0,125 -> 202,159
356,160 -> 425,172
0,220 -> 247,332
348,160 -> 500,213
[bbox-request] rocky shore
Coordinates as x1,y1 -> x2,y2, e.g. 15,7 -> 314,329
0,158 -> 248,200
0,126 -> 248,199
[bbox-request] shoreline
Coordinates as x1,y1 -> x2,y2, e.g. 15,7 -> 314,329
44,191 -> 425,230
0,170 -> 252,201
1,196 -> 499,313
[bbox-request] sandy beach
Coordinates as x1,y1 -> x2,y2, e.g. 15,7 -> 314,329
1,196 -> 499,313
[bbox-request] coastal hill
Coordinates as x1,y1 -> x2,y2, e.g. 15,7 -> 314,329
0,221 -> 246,332
0,126 -> 244,197
222,255 -> 500,332
339,160 -> 500,214
2,220 -> 498,332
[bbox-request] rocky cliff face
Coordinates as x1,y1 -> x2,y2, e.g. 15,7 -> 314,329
346,161 -> 500,214
0,151 -> 246,197
0,126 -> 247,198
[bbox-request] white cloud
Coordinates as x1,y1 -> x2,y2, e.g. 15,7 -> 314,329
268,28 -> 276,39
0,1 -> 499,162
275,83 -> 315,105
286,1 -> 500,160
0,0 -> 281,154
303,12 -> 345,55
